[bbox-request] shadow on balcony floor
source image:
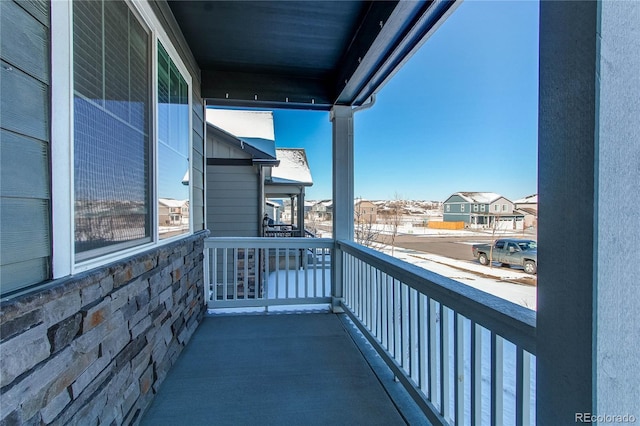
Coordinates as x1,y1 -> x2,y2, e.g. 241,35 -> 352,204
140,313 -> 425,425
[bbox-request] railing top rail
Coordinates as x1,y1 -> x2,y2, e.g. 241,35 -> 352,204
204,236 -> 334,249
337,239 -> 536,354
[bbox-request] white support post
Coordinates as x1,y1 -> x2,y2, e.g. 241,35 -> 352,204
330,105 -> 354,312
298,187 -> 305,237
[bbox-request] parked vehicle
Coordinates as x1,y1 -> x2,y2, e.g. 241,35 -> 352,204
472,239 -> 537,274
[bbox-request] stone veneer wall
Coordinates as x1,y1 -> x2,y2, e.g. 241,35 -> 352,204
0,230 -> 209,425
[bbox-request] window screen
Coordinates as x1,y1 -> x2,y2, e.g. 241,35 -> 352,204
73,0 -> 151,260
157,42 -> 190,239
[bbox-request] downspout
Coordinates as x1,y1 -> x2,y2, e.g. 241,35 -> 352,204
352,94 -> 377,114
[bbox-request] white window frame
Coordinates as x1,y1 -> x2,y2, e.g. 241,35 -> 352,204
51,0 -> 193,277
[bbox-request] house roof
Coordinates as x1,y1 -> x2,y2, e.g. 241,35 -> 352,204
269,149 -> 313,186
313,200 -> 333,208
448,192 -> 505,204
165,1 -> 459,110
159,198 -> 188,208
514,194 -> 538,204
206,109 -> 278,161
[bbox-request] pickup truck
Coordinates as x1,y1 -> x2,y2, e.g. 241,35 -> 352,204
472,239 -> 537,274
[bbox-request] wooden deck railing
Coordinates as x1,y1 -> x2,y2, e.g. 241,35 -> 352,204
338,240 -> 536,426
204,237 -> 333,310
203,237 -> 536,425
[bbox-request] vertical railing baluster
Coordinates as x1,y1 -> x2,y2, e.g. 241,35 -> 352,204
516,349 -> 532,426
233,248 -> 238,300
454,313 -> 465,425
360,260 -> 365,321
418,294 -> 427,395
365,264 -> 370,329
394,279 -> 402,364
207,247 -> 218,300
441,306 -> 450,421
471,322 -> 483,426
491,332 -> 504,426
376,268 -> 384,342
369,265 -> 375,331
387,275 -> 394,356
274,247 -> 280,299
313,245 -> 319,297
401,283 -> 408,372
222,248 -> 228,300
295,248 -> 300,299
285,248 -> 290,299
303,247 -> 309,298
429,299 -> 438,407
369,265 -> 375,333
410,288 -> 418,383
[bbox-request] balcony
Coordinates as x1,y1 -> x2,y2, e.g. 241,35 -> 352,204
142,237 -> 536,425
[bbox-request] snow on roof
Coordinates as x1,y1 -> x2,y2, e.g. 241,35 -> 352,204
312,199 -> 333,208
455,192 -> 504,203
354,198 -> 374,205
270,149 -> 313,186
159,198 -> 188,208
513,194 -> 538,204
206,109 -> 277,159
206,109 -> 275,141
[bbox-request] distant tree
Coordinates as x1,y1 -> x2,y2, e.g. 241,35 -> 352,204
354,197 -> 380,247
305,209 -> 319,236
386,192 -> 404,256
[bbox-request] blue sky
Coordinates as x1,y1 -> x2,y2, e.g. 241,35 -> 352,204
273,0 -> 539,202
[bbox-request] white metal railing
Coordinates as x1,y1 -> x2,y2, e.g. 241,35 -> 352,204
204,237 -> 333,310
338,240 -> 536,426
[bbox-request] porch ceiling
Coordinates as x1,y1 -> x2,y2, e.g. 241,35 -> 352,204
167,0 -> 458,110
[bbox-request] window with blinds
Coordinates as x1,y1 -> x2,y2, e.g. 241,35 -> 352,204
73,0 -> 151,260
157,42 -> 190,239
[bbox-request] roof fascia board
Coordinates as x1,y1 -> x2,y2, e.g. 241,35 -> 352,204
202,70 -> 332,110
337,0 -> 460,106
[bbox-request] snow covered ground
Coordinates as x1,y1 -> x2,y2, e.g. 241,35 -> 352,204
319,220 -> 537,311
375,243 -> 537,310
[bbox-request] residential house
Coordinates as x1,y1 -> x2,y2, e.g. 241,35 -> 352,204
354,198 -> 378,223
514,194 -> 538,228
205,109 -> 279,237
205,110 -> 312,236
158,198 -> 189,227
0,1 -> 637,425
265,148 -> 313,236
309,200 -> 333,221
443,191 -> 524,230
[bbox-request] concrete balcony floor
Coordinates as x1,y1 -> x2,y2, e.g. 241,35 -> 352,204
141,312 -> 427,425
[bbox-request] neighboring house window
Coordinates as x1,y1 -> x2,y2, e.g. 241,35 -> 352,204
480,204 -> 485,212
502,204 -> 507,211
73,0 -> 151,260
461,204 -> 465,212
473,204 -> 478,212
446,205 -> 450,212
494,205 -> 499,212
158,42 -> 190,239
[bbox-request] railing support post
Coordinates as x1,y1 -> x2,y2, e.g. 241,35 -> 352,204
330,106 -> 354,312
